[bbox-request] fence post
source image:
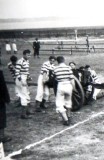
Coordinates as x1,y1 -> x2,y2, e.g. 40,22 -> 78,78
52,49 -> 55,55
70,46 -> 72,55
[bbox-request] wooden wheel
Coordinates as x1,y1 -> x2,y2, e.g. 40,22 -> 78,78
72,76 -> 85,111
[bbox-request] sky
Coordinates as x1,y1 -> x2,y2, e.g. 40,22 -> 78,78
0,0 -> 104,29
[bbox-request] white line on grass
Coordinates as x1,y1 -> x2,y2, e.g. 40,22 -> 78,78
7,110 -> 104,158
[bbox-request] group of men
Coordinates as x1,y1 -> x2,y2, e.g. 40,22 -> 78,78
8,48 -> 101,128
8,50 -> 32,119
69,61 -> 101,104
0,37 -> 101,145
8,50 -> 76,126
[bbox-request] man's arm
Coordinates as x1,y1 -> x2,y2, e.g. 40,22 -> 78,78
15,59 -> 22,80
42,71 -> 49,83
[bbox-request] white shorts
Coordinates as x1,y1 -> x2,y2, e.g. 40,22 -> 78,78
35,74 -> 50,102
6,44 -> 11,51
56,81 -> 73,113
15,75 -> 30,106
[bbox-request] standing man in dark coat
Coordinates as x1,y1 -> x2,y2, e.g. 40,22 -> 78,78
33,38 -> 40,58
86,35 -> 90,53
0,70 -> 11,143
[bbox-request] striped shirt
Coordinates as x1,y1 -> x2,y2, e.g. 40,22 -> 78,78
53,63 -> 73,82
15,57 -> 30,78
40,61 -> 55,75
8,62 -> 16,80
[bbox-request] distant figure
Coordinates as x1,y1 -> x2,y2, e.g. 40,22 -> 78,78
12,40 -> 17,54
60,41 -> 63,49
5,41 -> 11,54
52,48 -> 55,55
91,45 -> 95,53
86,35 -> 90,53
33,38 -> 40,58
75,29 -> 78,48
57,41 -> 63,49
0,70 -> 12,143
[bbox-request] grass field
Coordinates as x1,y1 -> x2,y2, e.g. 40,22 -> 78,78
1,37 -> 104,160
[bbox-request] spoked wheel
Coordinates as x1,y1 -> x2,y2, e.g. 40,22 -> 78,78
71,76 -> 85,111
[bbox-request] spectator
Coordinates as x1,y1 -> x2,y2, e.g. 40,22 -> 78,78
12,40 -> 17,54
86,35 -> 90,53
33,38 -> 40,58
15,49 -> 33,119
5,41 -> 11,54
0,69 -> 12,143
35,56 -> 56,112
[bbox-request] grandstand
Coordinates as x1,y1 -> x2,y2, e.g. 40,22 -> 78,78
0,26 -> 104,39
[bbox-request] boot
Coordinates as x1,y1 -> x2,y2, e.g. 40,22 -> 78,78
21,106 -> 32,119
14,97 -> 21,107
0,129 -> 12,143
35,101 -> 42,112
40,99 -> 47,109
26,103 -> 34,115
64,106 -> 71,122
59,111 -> 70,126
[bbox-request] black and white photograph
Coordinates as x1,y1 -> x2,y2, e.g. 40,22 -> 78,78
0,0 -> 104,159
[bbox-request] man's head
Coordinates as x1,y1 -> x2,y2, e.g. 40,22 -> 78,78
69,62 -> 76,69
56,56 -> 65,64
85,65 -> 91,71
35,38 -> 38,41
10,55 -> 18,65
79,66 -> 85,70
49,56 -> 56,64
23,49 -> 31,60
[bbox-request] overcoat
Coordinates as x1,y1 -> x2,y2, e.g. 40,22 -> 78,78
0,70 -> 10,129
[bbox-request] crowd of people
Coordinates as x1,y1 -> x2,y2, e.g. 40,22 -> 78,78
0,38 -> 102,144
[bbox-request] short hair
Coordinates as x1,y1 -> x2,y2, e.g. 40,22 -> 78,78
85,65 -> 90,69
10,55 -> 17,62
49,55 -> 56,61
57,56 -> 65,63
23,49 -> 31,55
79,66 -> 85,70
69,61 -> 76,66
